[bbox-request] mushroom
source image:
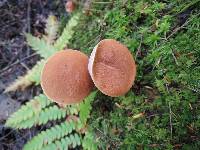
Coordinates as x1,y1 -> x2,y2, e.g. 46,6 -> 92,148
41,50 -> 93,105
65,0 -> 76,13
88,39 -> 136,97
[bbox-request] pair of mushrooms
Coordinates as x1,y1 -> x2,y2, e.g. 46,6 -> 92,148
41,39 -> 136,105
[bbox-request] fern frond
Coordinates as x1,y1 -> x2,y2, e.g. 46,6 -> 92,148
16,105 -> 66,129
44,15 -> 59,44
41,133 -> 81,150
79,91 -> 97,124
82,132 -> 98,150
66,104 -> 80,115
6,88 -> 90,129
53,13 -> 80,51
26,59 -> 45,84
4,60 -> 45,92
23,119 -> 76,150
37,105 -> 67,125
4,75 -> 32,92
26,33 -> 56,58
5,94 -> 51,128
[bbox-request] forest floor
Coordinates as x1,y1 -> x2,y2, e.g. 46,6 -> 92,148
0,0 -> 200,149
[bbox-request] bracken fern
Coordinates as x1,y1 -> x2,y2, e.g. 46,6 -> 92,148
25,33 -> 56,59
41,133 -> 81,150
23,119 -> 77,150
6,94 -> 51,128
4,60 -> 46,92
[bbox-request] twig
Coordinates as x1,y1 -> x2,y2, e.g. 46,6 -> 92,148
169,102 -> 173,139
152,56 -> 162,71
92,1 -> 113,4
154,13 -> 200,52
165,84 -> 173,139
26,0 -> 31,56
166,13 -> 200,40
0,53 -> 37,75
27,0 -> 31,34
135,36 -> 142,60
0,128 -> 18,141
20,62 -> 30,70
171,49 -> 179,65
4,130 -> 32,146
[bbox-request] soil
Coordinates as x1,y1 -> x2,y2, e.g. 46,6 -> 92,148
0,0 -> 66,149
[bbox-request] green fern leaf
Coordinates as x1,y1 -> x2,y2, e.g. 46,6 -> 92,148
5,94 -> 51,128
23,120 -> 76,150
27,59 -> 45,84
79,91 -> 97,124
66,104 -> 80,115
15,105 -> 66,129
26,33 -> 56,58
4,75 -> 32,92
53,13 -> 80,51
6,96 -> 81,129
4,59 -> 45,92
41,133 -> 81,150
37,105 -> 66,125
82,132 -> 98,150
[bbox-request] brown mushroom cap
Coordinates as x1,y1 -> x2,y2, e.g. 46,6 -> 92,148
41,50 -> 93,105
65,0 -> 76,13
88,39 -> 136,97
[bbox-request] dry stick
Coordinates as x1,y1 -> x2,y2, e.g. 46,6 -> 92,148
166,12 -> 200,40
26,0 -> 31,56
151,13 -> 199,72
168,45 -> 179,66
135,36 -> 143,60
171,49 -> 179,65
0,128 -> 18,141
153,14 -> 198,71
92,1 -> 113,4
20,62 -> 30,70
5,131 -> 32,146
0,53 -> 37,75
154,12 -> 200,52
27,0 -> 31,34
168,102 -> 173,139
165,84 -> 173,139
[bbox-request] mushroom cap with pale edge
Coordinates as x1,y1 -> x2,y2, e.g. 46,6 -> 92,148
88,39 -> 136,97
41,50 -> 93,105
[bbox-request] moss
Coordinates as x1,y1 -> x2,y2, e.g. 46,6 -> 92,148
69,0 -> 200,149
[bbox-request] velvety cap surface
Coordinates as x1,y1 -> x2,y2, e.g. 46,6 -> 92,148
90,39 -> 136,97
41,50 -> 93,105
